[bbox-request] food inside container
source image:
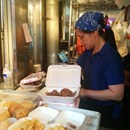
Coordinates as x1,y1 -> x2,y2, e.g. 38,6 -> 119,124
19,71 -> 46,91
0,117 -> 17,130
20,71 -> 46,85
0,94 -> 39,120
8,117 -> 45,130
0,90 -> 41,107
46,88 -> 76,97
0,106 -> 10,122
38,65 -> 81,104
38,87 -> 79,104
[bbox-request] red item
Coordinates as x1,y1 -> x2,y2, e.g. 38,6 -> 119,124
127,34 -> 130,39
75,37 -> 85,56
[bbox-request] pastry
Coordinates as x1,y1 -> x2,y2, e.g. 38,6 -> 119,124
0,106 -> 10,122
0,119 -> 12,130
8,102 -> 20,116
20,101 -> 36,111
13,106 -> 30,119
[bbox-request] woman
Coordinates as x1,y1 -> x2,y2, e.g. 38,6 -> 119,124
75,12 -> 124,129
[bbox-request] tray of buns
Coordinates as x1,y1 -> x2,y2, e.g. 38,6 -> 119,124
0,90 -> 41,129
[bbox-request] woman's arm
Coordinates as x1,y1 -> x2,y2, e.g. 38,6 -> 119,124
79,84 -> 124,101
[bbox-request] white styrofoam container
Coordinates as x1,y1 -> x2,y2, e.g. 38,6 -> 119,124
55,110 -> 85,130
19,71 -> 46,90
46,105 -> 101,130
38,65 -> 81,104
28,106 -> 59,123
38,87 -> 79,104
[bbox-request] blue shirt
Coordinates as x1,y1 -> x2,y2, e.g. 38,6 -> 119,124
77,42 -> 124,106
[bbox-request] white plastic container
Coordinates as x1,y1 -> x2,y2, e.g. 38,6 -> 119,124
2,64 -> 13,89
38,65 -> 81,104
55,110 -> 85,130
28,106 -> 59,123
19,71 -> 46,91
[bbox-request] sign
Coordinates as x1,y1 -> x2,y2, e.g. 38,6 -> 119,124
22,23 -> 32,43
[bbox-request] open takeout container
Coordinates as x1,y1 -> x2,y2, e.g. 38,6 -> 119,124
28,106 -> 59,123
38,65 -> 81,104
55,110 -> 85,129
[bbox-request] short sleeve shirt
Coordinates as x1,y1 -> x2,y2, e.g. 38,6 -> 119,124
76,42 -> 124,105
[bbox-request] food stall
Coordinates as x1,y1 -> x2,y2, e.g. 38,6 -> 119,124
0,65 -> 101,130
1,0 -> 130,130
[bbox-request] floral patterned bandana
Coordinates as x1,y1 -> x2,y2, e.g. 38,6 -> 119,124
75,12 -> 104,31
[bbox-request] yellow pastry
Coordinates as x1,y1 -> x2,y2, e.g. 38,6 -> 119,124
0,106 -> 10,122
8,102 -> 20,116
13,106 -> 30,119
0,119 -> 12,130
20,101 -> 36,111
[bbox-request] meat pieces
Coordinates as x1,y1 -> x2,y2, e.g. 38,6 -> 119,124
46,89 -> 60,96
60,88 -> 75,97
46,88 -> 76,97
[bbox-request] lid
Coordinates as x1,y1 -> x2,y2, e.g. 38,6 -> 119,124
45,65 -> 81,88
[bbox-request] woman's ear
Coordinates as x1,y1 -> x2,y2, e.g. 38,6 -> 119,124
92,30 -> 98,38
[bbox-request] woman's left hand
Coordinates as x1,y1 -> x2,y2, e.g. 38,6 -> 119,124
78,88 -> 85,98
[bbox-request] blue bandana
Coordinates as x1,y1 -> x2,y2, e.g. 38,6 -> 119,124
75,12 -> 104,31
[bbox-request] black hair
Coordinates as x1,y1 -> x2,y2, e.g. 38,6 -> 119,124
78,15 -> 117,50
98,17 -> 117,50
104,28 -> 117,50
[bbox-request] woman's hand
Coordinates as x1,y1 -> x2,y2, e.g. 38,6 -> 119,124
78,88 -> 85,98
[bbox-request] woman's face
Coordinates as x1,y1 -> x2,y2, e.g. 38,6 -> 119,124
76,29 -> 96,50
